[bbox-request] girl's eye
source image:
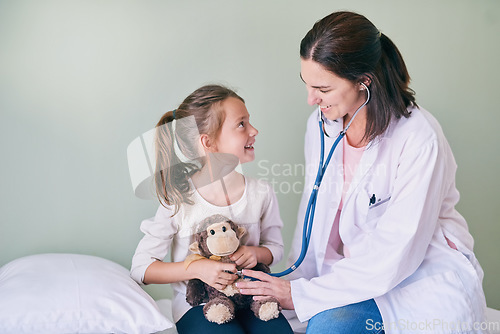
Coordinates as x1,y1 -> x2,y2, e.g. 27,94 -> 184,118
319,89 -> 330,94
238,121 -> 245,127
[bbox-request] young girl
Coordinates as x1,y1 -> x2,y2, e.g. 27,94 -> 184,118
130,85 -> 293,334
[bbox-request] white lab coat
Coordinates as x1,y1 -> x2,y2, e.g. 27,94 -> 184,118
288,106 -> 488,333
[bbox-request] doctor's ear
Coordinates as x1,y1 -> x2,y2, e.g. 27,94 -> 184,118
358,76 -> 372,90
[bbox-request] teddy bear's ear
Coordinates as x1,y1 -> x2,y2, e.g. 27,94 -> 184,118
189,241 -> 200,254
237,226 -> 246,239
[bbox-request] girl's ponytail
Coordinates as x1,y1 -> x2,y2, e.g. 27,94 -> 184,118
154,110 -> 198,215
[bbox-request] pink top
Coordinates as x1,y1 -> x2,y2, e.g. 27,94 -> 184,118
324,139 -> 365,264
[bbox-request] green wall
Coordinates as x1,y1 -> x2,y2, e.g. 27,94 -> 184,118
1,0 -> 499,308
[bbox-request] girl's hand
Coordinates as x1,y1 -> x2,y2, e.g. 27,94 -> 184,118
188,259 -> 237,290
230,245 -> 259,269
236,269 -> 295,310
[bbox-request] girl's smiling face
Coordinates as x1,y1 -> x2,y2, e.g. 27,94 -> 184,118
211,97 -> 258,164
300,58 -> 367,121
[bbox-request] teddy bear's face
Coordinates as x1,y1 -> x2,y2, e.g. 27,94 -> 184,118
205,221 -> 240,256
192,218 -> 246,258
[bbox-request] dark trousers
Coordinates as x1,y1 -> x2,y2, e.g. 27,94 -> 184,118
176,305 -> 294,334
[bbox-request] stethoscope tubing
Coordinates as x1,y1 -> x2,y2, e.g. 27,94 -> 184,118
269,83 -> 370,278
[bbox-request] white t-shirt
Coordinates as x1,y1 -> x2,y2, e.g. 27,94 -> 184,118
130,176 -> 284,323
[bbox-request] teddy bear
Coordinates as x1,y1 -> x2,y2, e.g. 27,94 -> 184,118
184,214 -> 281,324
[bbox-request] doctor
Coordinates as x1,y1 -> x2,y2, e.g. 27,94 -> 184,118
237,11 -> 488,333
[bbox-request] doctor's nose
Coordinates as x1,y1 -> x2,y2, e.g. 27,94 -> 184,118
306,89 -> 321,106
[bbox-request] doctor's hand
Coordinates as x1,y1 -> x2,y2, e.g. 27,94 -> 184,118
236,269 -> 294,310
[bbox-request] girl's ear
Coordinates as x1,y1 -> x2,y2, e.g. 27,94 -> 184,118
200,134 -> 216,151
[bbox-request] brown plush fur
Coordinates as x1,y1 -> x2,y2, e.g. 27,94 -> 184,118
185,215 -> 281,324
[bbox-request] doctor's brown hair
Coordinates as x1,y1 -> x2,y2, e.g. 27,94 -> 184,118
154,84 -> 244,214
300,11 -> 416,142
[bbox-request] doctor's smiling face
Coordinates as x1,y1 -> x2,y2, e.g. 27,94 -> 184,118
301,58 -> 367,122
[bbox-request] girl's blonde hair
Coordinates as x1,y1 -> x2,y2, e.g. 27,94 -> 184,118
154,84 -> 244,214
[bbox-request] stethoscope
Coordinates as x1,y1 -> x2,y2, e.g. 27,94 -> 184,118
269,82 -> 371,277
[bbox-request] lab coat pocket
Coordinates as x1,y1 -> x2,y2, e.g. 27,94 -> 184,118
392,271 -> 474,333
362,194 -> 391,230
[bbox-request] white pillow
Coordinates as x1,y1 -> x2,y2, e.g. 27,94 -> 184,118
0,253 -> 173,334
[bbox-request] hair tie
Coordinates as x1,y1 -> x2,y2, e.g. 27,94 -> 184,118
172,109 -> 177,119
